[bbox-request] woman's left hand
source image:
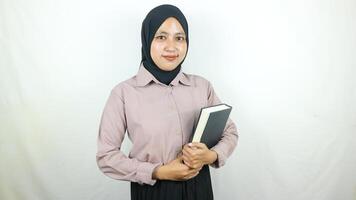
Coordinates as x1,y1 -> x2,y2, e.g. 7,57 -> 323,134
181,142 -> 217,169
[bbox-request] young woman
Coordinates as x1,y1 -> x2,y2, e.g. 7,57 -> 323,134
96,4 -> 238,200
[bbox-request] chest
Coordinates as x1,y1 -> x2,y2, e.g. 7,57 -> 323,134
123,85 -> 208,140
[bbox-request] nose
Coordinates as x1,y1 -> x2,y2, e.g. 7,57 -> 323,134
164,38 -> 177,52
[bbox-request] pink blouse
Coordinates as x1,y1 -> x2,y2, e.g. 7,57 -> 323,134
96,64 -> 239,186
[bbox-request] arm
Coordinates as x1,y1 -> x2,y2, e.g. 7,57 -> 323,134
152,155 -> 202,181
96,88 -> 161,186
206,81 -> 239,168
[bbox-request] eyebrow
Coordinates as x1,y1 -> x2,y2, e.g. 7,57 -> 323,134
155,31 -> 186,36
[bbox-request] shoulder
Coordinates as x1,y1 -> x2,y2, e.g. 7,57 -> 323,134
183,72 -> 213,88
110,75 -> 137,98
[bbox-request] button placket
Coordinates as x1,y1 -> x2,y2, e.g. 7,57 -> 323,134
168,87 -> 184,148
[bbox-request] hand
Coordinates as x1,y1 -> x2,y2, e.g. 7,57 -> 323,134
152,155 -> 202,181
182,142 -> 217,169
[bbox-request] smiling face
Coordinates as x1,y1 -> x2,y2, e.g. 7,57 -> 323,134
150,17 -> 188,71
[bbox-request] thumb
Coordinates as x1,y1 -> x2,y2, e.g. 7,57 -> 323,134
174,155 -> 183,162
189,142 -> 206,149
177,151 -> 183,157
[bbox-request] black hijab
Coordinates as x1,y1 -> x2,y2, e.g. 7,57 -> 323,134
141,4 -> 189,85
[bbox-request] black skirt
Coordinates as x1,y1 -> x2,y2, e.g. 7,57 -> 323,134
131,165 -> 214,200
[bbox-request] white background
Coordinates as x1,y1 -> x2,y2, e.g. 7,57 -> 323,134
1,0 -> 355,199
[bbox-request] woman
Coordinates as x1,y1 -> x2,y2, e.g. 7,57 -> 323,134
96,4 -> 238,200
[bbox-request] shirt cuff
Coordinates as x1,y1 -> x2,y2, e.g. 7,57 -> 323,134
209,146 -> 227,168
136,162 -> 162,186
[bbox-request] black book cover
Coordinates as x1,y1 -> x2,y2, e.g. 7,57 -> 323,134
190,103 -> 232,148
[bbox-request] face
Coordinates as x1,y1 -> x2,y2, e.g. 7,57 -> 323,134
150,17 -> 187,71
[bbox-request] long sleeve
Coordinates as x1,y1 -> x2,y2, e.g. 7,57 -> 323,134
96,88 -> 162,186
206,81 -> 239,168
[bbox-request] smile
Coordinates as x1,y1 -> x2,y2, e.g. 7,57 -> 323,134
162,55 -> 178,61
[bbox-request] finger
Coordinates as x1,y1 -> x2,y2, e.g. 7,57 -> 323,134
176,162 -> 190,171
182,157 -> 192,167
183,143 -> 191,149
184,171 -> 199,180
188,145 -> 204,155
183,146 -> 196,156
182,155 -> 192,164
187,143 -> 198,150
176,151 -> 183,157
182,151 -> 192,160
185,158 -> 198,168
192,149 -> 207,161
184,159 -> 199,169
190,162 -> 200,169
190,142 -> 207,149
185,147 -> 197,157
184,161 -> 193,168
187,161 -> 202,170
182,157 -> 196,169
190,159 -> 202,166
176,156 -> 183,163
182,148 -> 191,157
190,167 -> 202,174
190,160 -> 204,169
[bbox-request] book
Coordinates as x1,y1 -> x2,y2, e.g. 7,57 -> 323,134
190,103 -> 232,148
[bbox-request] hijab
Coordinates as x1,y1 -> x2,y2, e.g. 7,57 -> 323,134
141,4 -> 189,85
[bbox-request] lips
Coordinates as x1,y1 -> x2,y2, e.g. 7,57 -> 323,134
162,55 -> 178,61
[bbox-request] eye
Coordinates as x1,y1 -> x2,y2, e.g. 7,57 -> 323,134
176,36 -> 185,41
155,35 -> 166,40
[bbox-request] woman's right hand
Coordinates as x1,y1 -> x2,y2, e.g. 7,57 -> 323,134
152,155 -> 202,181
